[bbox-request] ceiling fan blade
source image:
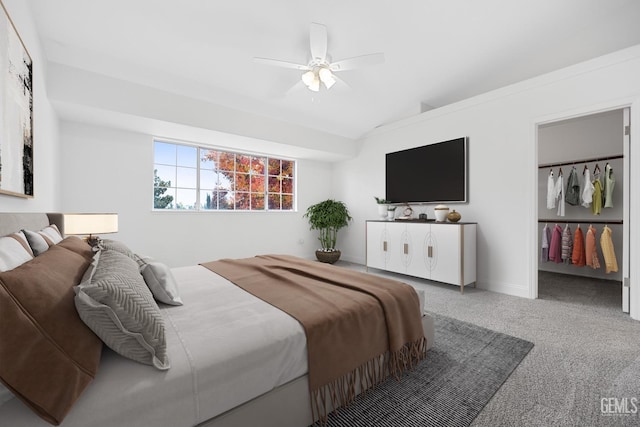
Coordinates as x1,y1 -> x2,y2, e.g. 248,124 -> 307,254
309,22 -> 327,63
253,57 -> 310,71
330,53 -> 385,71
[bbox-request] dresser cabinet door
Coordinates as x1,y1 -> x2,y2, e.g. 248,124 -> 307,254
429,224 -> 462,285
366,222 -> 390,270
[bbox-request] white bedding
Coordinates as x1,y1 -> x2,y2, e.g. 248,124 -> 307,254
0,265 -> 308,427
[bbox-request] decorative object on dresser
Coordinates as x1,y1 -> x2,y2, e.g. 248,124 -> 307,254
62,213 -> 118,246
366,220 -> 477,293
0,1 -> 34,198
386,205 -> 397,220
433,204 -> 450,222
374,196 -> 388,219
447,209 -> 462,223
304,199 -> 352,263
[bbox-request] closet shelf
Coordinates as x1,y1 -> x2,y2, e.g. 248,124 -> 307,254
538,219 -> 623,225
538,154 -> 623,169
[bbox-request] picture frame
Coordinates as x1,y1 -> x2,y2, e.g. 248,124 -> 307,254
0,0 -> 33,198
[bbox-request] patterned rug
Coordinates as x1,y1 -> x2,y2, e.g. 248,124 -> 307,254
325,314 -> 534,427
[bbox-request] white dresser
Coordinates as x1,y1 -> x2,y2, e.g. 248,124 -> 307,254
366,220 -> 477,293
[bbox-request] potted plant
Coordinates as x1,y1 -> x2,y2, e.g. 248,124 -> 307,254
387,205 -> 397,220
304,199 -> 352,263
374,196 -> 388,219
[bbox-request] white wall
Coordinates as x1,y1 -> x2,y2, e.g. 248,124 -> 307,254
333,45 -> 640,304
0,0 -> 60,212
60,121 -> 334,267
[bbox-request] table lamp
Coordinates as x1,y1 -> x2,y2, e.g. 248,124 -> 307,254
63,213 -> 118,246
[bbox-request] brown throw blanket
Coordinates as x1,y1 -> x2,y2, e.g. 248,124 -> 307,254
201,254 -> 426,422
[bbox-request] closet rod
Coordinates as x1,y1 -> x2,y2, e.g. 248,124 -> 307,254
538,154 -> 623,169
538,219 -> 623,225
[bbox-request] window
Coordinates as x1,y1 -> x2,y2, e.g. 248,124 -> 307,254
153,140 -> 295,211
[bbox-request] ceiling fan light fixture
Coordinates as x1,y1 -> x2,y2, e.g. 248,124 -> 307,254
308,75 -> 320,92
301,70 -> 316,87
318,67 -> 336,89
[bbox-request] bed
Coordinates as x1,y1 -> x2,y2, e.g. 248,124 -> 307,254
0,212 -> 435,427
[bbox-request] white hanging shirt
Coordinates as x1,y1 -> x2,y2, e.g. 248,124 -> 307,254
581,169 -> 594,208
555,174 -> 565,217
546,171 -> 556,209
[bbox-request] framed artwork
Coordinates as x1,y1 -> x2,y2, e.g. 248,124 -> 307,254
0,1 -> 33,198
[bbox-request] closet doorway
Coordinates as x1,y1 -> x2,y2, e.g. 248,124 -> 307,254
536,108 -> 630,314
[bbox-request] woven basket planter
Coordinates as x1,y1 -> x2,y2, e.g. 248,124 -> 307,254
315,250 -> 341,264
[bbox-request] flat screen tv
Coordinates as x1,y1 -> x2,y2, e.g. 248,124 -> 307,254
385,137 -> 468,204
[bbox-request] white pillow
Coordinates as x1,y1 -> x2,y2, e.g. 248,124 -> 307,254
39,224 -> 63,244
137,256 -> 183,306
0,232 -> 34,272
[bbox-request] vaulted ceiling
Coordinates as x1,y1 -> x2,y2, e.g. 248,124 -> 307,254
28,0 -> 640,140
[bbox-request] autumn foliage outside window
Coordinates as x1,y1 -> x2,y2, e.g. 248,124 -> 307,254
153,140 -> 295,211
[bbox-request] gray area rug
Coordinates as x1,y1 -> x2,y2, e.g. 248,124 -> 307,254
325,314 -> 534,427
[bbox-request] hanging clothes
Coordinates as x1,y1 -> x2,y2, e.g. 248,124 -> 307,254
546,170 -> 556,209
541,224 -> 551,262
565,167 -> 580,206
572,225 -> 586,266
600,225 -> 619,273
581,168 -> 594,208
555,171 -> 565,217
585,225 -> 601,269
592,179 -> 603,215
603,163 -> 615,208
561,224 -> 573,264
549,224 -> 563,263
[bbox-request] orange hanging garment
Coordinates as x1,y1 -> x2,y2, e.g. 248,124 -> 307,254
571,225 -> 586,267
585,225 -> 601,269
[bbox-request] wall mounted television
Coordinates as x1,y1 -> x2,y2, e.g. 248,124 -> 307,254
385,137 -> 468,204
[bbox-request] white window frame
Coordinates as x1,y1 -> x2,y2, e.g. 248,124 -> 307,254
153,139 -> 297,212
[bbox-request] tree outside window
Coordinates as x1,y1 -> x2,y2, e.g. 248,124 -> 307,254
153,140 -> 295,211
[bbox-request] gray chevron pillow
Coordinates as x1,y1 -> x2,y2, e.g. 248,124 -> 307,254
75,249 -> 170,370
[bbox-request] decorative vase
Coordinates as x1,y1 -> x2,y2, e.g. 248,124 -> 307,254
387,210 -> 395,220
447,209 -> 461,223
377,204 -> 388,219
315,250 -> 341,264
434,204 -> 449,222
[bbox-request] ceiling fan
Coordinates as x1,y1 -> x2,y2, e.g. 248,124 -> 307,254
254,23 -> 384,92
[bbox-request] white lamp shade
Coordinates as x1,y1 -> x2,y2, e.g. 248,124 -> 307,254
318,67 -> 336,89
301,70 -> 316,86
63,213 -> 118,236
308,75 -> 320,92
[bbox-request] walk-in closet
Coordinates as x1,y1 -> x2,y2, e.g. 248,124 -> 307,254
537,108 -> 629,313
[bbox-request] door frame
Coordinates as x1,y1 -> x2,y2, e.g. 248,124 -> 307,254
529,97 -> 640,320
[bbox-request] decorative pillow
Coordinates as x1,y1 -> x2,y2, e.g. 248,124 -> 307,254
22,229 -> 52,256
21,224 -> 65,256
100,239 -> 136,259
75,249 -> 170,370
137,256 -> 183,306
57,236 -> 94,261
39,224 -> 63,244
0,244 -> 102,425
0,232 -> 34,272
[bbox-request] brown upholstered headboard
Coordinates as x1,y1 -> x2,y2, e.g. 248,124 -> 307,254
0,213 -> 65,236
